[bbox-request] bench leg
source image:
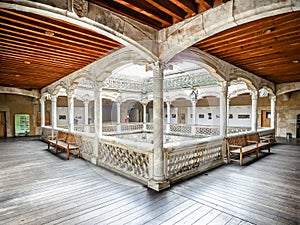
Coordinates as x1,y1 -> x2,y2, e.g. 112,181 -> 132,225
227,149 -> 231,164
240,153 -> 243,166
48,142 -> 50,150
78,148 -> 81,158
67,147 -> 70,160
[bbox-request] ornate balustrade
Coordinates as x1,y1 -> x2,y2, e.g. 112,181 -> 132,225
164,137 -> 224,183
102,124 -> 117,134
227,126 -> 251,134
98,136 -> 153,184
121,123 -> 143,132
170,124 -> 192,135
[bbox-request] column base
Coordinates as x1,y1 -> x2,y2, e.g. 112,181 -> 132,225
147,179 -> 170,191
91,157 -> 98,165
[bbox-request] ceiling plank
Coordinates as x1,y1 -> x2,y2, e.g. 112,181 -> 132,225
114,0 -> 173,26
170,0 -> 198,16
89,0 -> 163,28
146,0 -> 187,21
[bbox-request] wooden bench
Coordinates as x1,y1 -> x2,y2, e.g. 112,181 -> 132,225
226,134 -> 259,166
48,131 -> 80,160
245,132 -> 271,153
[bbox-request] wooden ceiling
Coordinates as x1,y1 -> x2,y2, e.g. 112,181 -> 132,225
0,8 -> 122,90
194,11 -> 300,84
90,0 -> 230,29
0,1 -> 299,92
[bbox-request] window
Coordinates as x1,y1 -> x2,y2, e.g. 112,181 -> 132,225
208,113 -> 212,119
238,114 -> 250,119
199,114 -> 204,118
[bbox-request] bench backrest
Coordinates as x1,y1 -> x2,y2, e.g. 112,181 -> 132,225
57,131 -> 68,142
246,133 -> 260,142
66,133 -> 76,144
226,135 -> 247,147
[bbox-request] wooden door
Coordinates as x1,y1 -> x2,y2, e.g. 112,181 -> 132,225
261,110 -> 271,127
0,112 -> 6,137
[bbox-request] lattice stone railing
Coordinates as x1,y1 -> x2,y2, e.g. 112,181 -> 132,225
170,124 -> 192,135
102,124 -> 117,134
165,137 -> 224,182
228,126 -> 251,134
98,136 -> 153,184
121,123 -> 143,132
195,126 -> 220,136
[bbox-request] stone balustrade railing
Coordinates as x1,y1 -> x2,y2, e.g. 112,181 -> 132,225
164,136 -> 224,182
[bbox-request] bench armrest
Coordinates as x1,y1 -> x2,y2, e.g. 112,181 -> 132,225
228,144 -> 242,149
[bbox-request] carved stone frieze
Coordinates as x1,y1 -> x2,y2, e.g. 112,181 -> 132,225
73,0 -> 88,18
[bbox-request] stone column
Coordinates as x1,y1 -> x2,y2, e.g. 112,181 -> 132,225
92,81 -> 102,165
39,97 -> 45,127
251,91 -> 258,132
270,95 -> 276,129
219,82 -> 228,138
227,98 -> 230,129
94,82 -> 103,137
67,89 -> 74,132
148,61 -> 170,191
116,101 -> 121,133
51,95 -> 57,128
166,100 -> 171,133
84,101 -> 89,125
191,100 -> 197,135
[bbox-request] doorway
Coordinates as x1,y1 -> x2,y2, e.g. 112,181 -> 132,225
297,114 -> 300,138
261,110 -> 271,127
0,112 -> 6,138
179,113 -> 185,124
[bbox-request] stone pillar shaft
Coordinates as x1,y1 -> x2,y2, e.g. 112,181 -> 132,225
67,92 -> 74,132
152,62 -> 164,182
94,87 -> 103,137
251,91 -> 258,132
84,101 -> 89,125
220,82 -> 228,138
270,96 -> 276,129
51,96 -> 57,128
40,98 -> 45,127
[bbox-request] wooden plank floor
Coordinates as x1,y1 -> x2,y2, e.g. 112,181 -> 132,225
0,137 -> 299,225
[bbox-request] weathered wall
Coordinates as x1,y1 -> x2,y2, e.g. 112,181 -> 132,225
276,90 -> 300,138
0,94 -> 39,137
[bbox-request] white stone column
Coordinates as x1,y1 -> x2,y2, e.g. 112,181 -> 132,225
251,91 -> 258,132
84,101 -> 89,125
219,82 -> 228,138
92,81 -> 102,165
94,83 -> 103,137
51,95 -> 57,128
166,101 -> 171,133
191,100 -> 197,135
148,61 -> 169,191
39,97 -> 45,127
270,95 -> 276,129
227,98 -> 230,129
116,101 -> 121,133
67,89 -> 74,132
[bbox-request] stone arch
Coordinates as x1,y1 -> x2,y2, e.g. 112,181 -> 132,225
169,48 -> 227,82
0,1 -> 157,62
161,0 -> 299,62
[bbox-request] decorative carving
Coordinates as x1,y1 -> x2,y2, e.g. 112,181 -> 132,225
73,0 -> 88,18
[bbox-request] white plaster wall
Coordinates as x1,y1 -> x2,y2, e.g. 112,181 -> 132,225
57,107 -> 85,126
187,105 -> 251,127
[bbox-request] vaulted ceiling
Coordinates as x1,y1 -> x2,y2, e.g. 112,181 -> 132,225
0,0 -> 300,91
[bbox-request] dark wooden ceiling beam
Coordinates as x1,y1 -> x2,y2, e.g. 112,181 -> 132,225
114,0 -> 173,26
169,0 -> 198,16
146,0 -> 187,21
0,9 -> 120,46
89,0 -> 163,29
0,17 -> 118,50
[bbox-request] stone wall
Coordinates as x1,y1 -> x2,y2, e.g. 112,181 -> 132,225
0,94 -> 39,137
276,90 -> 300,138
